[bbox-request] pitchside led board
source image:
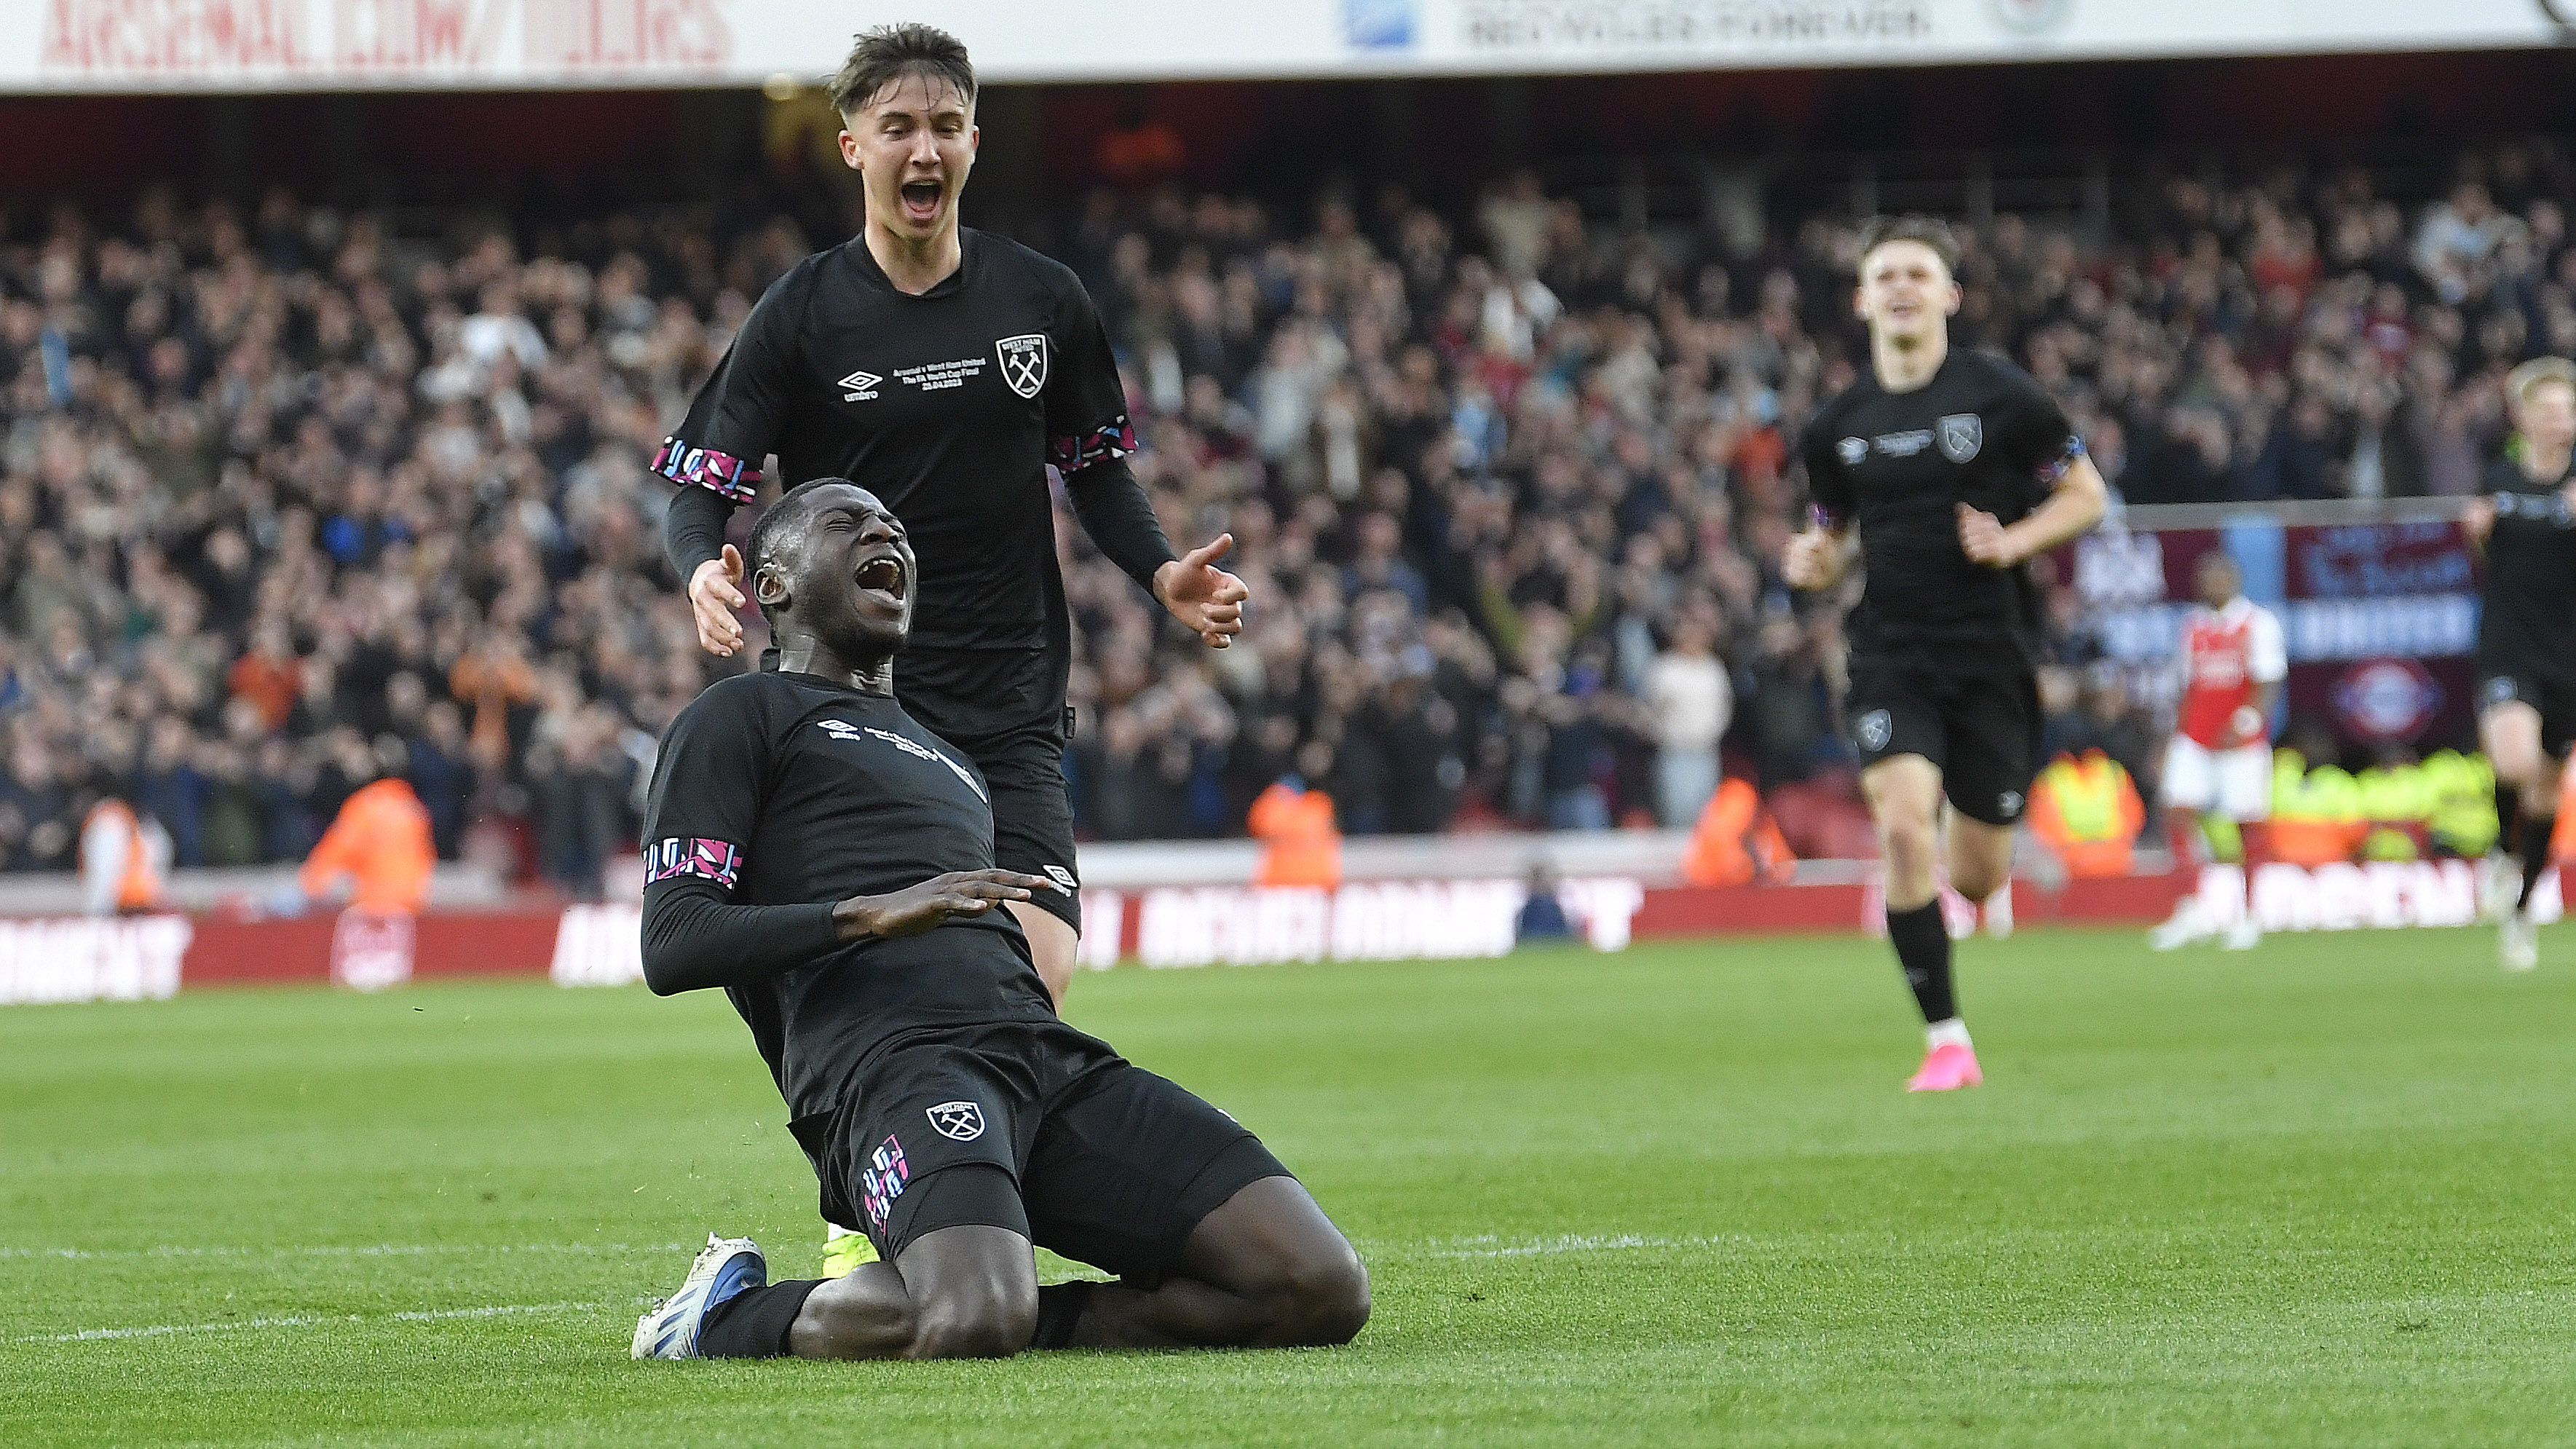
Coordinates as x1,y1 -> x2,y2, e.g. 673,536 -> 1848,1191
2068,518 -> 2482,752
7,0 -> 2570,91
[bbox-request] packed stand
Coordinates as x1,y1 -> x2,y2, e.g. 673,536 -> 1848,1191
0,142 -> 2564,880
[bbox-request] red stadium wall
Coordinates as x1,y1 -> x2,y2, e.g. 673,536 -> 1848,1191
13,863 -> 2557,1007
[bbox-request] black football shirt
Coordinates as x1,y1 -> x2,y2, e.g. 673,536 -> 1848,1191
1801,351 -> 2085,674
2476,456 -> 2576,682
656,228 -> 1134,652
640,671 -> 1055,1118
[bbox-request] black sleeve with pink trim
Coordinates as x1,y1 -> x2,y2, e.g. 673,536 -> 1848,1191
636,679 -> 837,994
1042,272 -> 1138,475
1992,369 -> 2087,490
650,271 -> 807,507
1044,272 -> 1175,594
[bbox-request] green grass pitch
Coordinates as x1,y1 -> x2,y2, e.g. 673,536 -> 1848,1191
6,925 -> 2576,1447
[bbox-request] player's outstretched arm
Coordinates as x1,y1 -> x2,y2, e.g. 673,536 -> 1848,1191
639,869 -> 1056,995
1958,454 -> 2110,568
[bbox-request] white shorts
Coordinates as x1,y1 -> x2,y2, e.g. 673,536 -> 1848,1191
2161,736 -> 2271,821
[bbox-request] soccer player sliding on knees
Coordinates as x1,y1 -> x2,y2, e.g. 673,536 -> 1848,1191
630,481 -> 1365,1362
1784,216 -> 2109,1091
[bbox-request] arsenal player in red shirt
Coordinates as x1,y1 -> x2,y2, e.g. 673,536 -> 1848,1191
2149,550 -> 2285,951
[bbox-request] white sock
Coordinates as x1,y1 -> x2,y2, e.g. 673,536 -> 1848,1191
1925,1017 -> 1972,1051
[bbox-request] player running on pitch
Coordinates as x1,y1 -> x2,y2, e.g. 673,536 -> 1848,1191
2147,550 -> 2285,952
2465,357 -> 2576,971
631,481 -> 1367,1362
653,24 -> 1244,1274
1786,216 -> 2109,1091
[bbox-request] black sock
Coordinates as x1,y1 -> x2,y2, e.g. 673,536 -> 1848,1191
2497,781 -> 2521,848
2518,816 -> 2556,912
695,1279 -> 822,1359
1030,1281 -> 1096,1350
1885,901 -> 1956,1024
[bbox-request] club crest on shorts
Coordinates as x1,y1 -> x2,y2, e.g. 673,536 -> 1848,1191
1857,708 -> 1893,752
1837,435 -> 1868,466
1937,413 -> 1983,463
2485,676 -> 2521,705
926,1100 -> 987,1141
1998,790 -> 2024,818
996,334 -> 1048,399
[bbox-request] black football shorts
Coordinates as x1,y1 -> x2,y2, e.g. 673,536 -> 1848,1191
1846,660 -> 2042,826
791,1020 -> 1289,1284
898,646 -> 1082,933
2474,662 -> 2576,760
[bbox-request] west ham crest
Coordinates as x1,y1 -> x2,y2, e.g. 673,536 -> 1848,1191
996,334 -> 1048,399
1937,413 -> 1983,463
1856,709 -> 1892,752
927,1100 -> 987,1141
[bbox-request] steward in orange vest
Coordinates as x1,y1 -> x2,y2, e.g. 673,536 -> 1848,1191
1680,778 -> 1798,887
1247,780 -> 1341,890
301,776 -> 437,917
2028,749 -> 2146,878
80,799 -> 167,915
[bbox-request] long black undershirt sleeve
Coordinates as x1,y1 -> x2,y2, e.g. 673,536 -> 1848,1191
663,484 -> 739,584
1062,456 -> 1177,599
640,882 -> 839,996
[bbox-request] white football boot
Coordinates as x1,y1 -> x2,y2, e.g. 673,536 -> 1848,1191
632,1234 -> 767,1360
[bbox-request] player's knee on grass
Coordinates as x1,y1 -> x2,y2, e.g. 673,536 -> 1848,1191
793,1217 -> 1038,1361
1188,1177 -> 1371,1346
899,1220 -> 1041,1359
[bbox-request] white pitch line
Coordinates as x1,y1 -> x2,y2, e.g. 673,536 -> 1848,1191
20,1300 -> 608,1344
0,1242 -> 689,1261
1429,1233 -> 1740,1258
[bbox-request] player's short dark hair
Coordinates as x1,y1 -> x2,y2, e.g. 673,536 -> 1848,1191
748,478 -> 842,626
1857,215 -> 1961,278
828,23 -> 975,119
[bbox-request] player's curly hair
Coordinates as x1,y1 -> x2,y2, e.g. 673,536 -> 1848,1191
748,478 -> 842,628
828,23 -> 976,119
1857,214 -> 1961,277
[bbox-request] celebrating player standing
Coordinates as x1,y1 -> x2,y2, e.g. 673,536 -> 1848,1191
1786,216 -> 2109,1091
2465,357 -> 2576,971
2147,551 -> 2286,952
653,26 -> 1244,1268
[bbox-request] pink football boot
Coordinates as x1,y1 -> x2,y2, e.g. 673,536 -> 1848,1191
1905,1042 -> 1983,1092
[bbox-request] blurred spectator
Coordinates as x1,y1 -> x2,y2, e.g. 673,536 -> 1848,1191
1644,609 -> 1731,826
1514,858 -> 1576,945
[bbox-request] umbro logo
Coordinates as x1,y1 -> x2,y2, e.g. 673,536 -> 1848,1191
838,369 -> 881,402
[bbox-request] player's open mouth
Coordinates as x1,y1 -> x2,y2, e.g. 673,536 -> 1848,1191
900,181 -> 942,220
855,553 -> 906,604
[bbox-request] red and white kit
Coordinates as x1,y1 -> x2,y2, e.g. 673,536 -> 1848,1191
2165,596 -> 2287,821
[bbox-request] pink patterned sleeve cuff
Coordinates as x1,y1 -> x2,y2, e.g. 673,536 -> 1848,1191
652,437 -> 762,504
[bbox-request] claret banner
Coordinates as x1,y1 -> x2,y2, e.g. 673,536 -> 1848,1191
2071,518 -> 2485,750
1,0 -> 2566,92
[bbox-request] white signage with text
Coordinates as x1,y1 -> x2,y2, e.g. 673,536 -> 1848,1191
3,0 -> 2561,92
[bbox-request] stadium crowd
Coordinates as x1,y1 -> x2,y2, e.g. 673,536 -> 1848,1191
0,139 -> 2566,881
